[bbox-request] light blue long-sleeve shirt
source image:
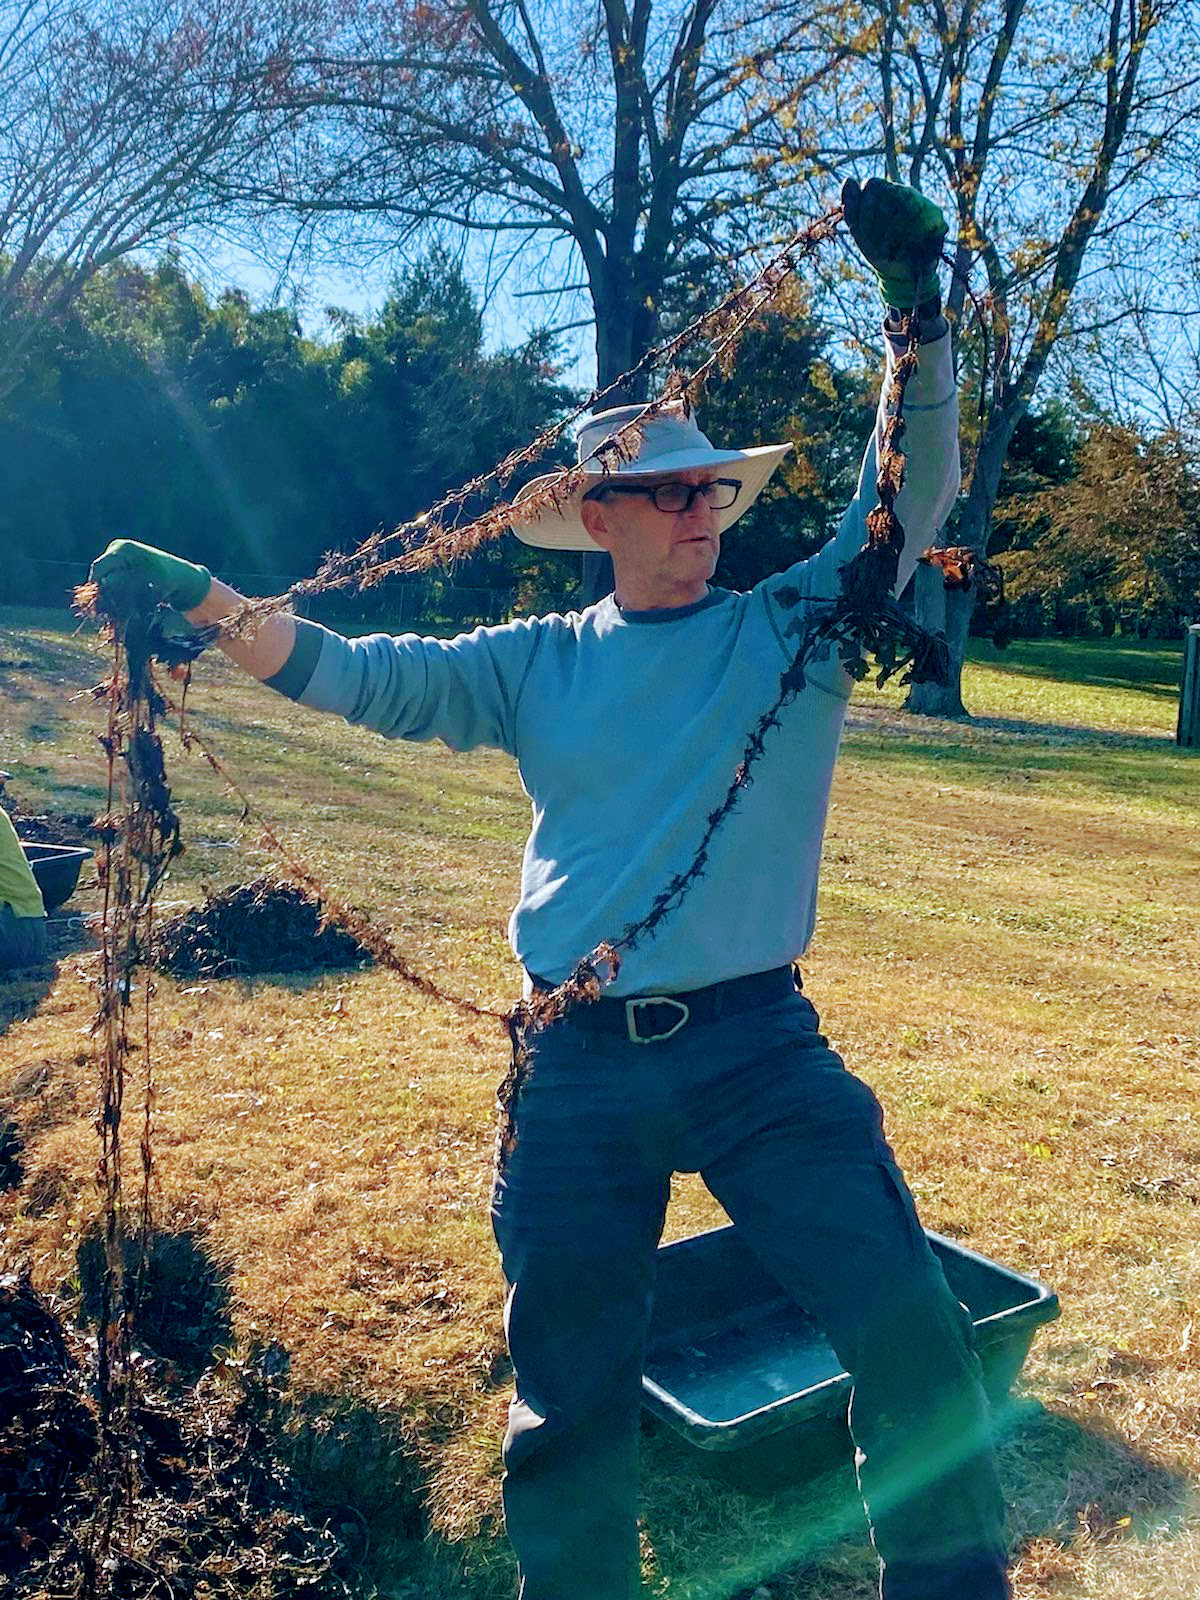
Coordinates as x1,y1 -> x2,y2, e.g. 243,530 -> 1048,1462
270,329 -> 958,994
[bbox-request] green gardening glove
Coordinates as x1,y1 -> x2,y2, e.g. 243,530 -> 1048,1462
90,538 -> 212,619
841,177 -> 948,312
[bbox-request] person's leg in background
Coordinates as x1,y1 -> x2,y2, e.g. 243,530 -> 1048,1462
0,903 -> 48,970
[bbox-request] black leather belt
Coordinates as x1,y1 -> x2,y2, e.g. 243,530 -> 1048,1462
527,964 -> 797,1045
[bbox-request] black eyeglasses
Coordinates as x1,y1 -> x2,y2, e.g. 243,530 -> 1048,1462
586,477 -> 742,514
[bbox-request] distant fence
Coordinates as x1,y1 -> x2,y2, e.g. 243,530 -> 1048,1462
1000,591 -> 1192,641
13,557 -> 577,629
13,556 -> 1192,646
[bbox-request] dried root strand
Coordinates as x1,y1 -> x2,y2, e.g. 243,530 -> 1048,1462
218,206 -> 844,636
921,544 -> 1005,604
81,221 -> 958,1197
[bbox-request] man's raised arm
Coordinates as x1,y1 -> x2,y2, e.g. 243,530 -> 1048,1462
756,180 -> 959,690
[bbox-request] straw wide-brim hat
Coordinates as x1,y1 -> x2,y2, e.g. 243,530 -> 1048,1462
511,400 -> 791,552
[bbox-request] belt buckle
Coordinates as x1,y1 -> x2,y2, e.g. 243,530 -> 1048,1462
625,995 -> 690,1045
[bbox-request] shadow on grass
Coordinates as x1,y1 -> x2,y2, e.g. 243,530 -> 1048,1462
37,1223 -> 444,1591
275,1392 -> 437,1587
0,629 -> 91,672
0,620 -> 104,752
0,915 -> 94,1041
0,623 -> 99,689
843,722 -> 1198,814
998,1395 -> 1196,1543
181,1370 -> 1196,1600
968,639 -> 1185,700
76,1227 -> 236,1382
848,704 -> 1181,752
64,1231 -> 458,1593
636,1391 -> 1196,1599
0,966 -> 57,1043
24,1211 -> 1197,1600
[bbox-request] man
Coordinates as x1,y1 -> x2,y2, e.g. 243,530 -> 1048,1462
91,179 -> 1011,1600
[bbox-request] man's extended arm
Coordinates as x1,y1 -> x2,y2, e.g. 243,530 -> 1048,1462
821,317 -> 960,601
88,543 -> 297,682
88,542 -> 541,755
759,320 -> 958,624
753,177 -> 958,691
186,576 -> 297,683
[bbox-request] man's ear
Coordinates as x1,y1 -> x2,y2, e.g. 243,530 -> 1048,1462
580,495 -> 613,550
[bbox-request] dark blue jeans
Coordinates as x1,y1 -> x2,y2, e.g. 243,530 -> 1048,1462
490,983 -> 1010,1600
0,906 -> 48,970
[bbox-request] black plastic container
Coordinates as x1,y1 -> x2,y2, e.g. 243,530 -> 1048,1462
643,1222 -> 1059,1491
22,842 -> 93,911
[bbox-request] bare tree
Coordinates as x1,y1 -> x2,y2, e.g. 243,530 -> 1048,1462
787,0 -> 1197,713
160,0 -> 1193,645
217,0 -> 867,595
0,0 -> 319,403
1058,211 -> 1200,433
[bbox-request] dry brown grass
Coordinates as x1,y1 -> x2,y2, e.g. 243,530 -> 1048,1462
1,617 -> 1198,1598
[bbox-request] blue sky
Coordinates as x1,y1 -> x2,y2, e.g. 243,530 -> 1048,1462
196,234 -> 599,393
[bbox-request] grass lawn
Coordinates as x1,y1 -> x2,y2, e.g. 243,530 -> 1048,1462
1,615 -> 1198,1600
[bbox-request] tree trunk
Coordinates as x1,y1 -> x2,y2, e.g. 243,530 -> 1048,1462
580,275 -> 660,605
910,557 -> 947,650
904,584 -> 974,717
902,400 -> 1018,717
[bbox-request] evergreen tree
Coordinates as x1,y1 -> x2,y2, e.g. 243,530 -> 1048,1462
3,253 -> 571,613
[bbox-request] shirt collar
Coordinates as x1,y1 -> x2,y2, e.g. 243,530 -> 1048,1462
612,587 -> 728,625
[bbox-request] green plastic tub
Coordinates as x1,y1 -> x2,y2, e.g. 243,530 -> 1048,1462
22,842 -> 93,911
642,1222 -> 1058,1490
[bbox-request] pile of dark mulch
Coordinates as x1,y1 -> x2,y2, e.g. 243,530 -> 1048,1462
154,878 -> 369,980
3,1272 -> 353,1600
0,793 -> 94,848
